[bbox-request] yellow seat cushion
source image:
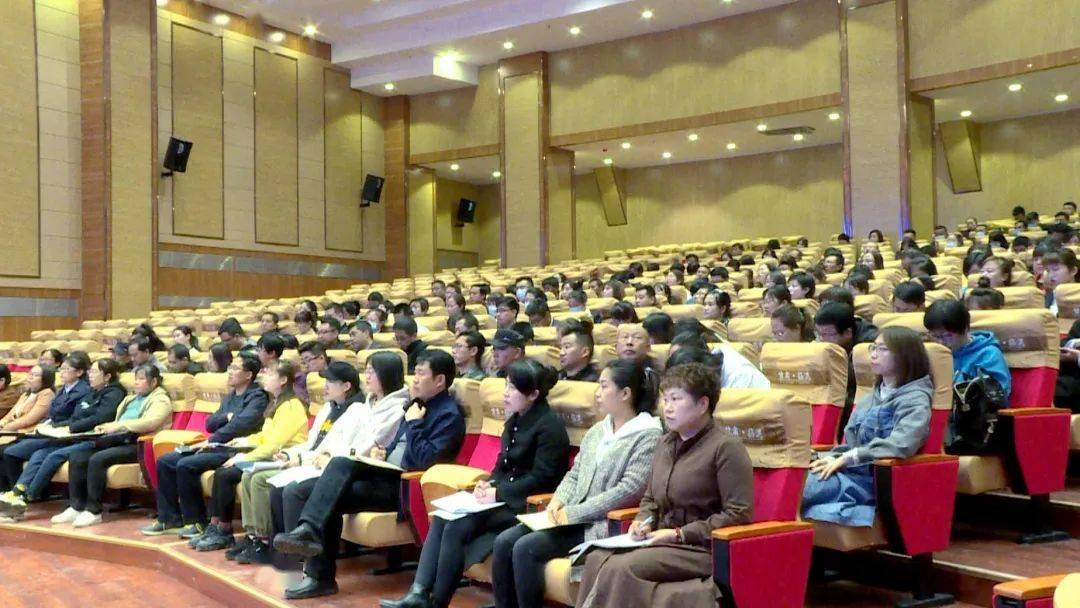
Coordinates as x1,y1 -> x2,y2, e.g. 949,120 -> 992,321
812,518 -> 888,552
51,462 -> 69,483
465,558 -> 492,584
105,463 -> 145,489
543,557 -> 578,606
341,512 -> 414,548
955,455 -> 1008,495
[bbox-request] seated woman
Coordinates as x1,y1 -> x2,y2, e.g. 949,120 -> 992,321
1042,250 -> 1079,315
576,362 -> 753,608
771,304 -> 812,343
490,359 -> 661,608
802,327 -> 932,526
1,359 -> 126,518
978,255 -> 1015,288
761,284 -> 792,316
701,290 -> 732,325
1044,250 -> 1080,411
193,360 -> 309,552
60,364 -> 173,528
207,342 -> 234,373
173,325 -> 200,352
0,365 -> 56,492
380,360 -> 571,608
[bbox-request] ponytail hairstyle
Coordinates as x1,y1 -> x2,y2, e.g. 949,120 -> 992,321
603,359 -> 657,415
175,325 -> 199,350
506,359 -> 559,404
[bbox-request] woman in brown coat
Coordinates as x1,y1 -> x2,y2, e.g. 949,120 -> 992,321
576,362 -> 754,608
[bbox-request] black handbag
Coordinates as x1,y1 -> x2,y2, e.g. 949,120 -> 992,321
948,372 -> 1007,455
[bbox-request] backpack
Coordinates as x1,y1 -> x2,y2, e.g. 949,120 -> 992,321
948,371 -> 1007,455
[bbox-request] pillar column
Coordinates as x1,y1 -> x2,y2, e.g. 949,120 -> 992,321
545,148 -> 575,264
406,167 -> 437,275
80,0 -> 156,320
383,95 -> 410,279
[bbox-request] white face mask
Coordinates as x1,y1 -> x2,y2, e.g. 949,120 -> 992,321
487,304 -> 499,317
515,287 -> 528,301
369,320 -> 380,331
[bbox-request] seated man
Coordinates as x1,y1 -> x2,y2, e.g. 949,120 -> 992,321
616,324 -> 657,370
141,353 -> 268,538
167,344 -> 204,375
892,281 -> 927,313
316,318 -> 346,350
218,318 -> 256,352
130,337 -> 167,373
567,289 -> 589,312
641,312 -> 675,345
494,296 -> 520,331
492,329 -> 526,378
815,302 -> 877,441
525,300 -> 553,328
110,341 -> 134,371
923,300 -> 1012,451
272,350 -> 466,599
819,287 -> 880,339
393,317 -> 428,374
558,319 -> 599,382
347,321 -> 373,352
259,312 -> 281,336
634,284 -> 658,308
468,283 -> 491,305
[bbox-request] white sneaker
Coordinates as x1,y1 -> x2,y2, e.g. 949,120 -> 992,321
72,511 -> 102,528
0,491 -> 18,506
51,507 -> 81,524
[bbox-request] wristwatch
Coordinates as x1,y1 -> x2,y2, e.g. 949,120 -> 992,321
674,527 -> 684,543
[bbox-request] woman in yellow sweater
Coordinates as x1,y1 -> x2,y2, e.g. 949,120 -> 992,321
0,365 -> 56,433
193,360 -> 309,551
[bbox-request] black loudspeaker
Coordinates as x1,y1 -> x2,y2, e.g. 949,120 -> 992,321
455,198 -> 477,226
162,137 -> 193,177
360,174 -> 385,207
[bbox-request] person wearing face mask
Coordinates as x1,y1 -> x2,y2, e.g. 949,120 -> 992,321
514,276 -> 534,302
276,352 -> 461,600
801,327 -> 933,527
380,360 -> 569,608
567,289 -> 589,313
0,357 -> 120,517
52,364 -> 173,528
575,363 -> 753,608
366,308 -> 389,333
490,360 -> 661,608
558,319 -> 599,382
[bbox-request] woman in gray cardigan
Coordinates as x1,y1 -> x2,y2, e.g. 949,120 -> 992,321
490,359 -> 662,608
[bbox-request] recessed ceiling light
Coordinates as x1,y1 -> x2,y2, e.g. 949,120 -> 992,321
492,170 -> 502,178
1008,83 -> 1022,92
212,13 -> 230,25
269,31 -> 286,43
726,142 -> 737,150
502,41 -> 514,50
793,133 -> 804,142
384,82 -> 395,91
756,123 -> 768,132
603,158 -> 613,166
569,26 -> 581,36
155,0 -> 167,6
450,163 -> 460,171
661,151 -> 672,159
641,9 -> 654,19
723,0 -> 733,3
620,142 -> 631,150
1055,93 -> 1069,103
303,24 -> 318,37
687,133 -> 699,142
960,110 -> 972,118
827,112 -> 840,121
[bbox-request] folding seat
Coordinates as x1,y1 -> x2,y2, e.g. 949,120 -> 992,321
992,572 -> 1080,608
824,272 -> 846,287
81,320 -> 106,330
414,315 -> 449,332
551,310 -> 591,326
418,329 -> 456,346
29,330 -> 56,341
1054,283 -> 1080,335
633,305 -> 661,319
0,342 -> 19,365
661,303 -> 704,320
997,286 -> 1046,310
533,388 -> 813,607
867,279 -> 893,300
924,289 -> 958,306
854,294 -> 887,320
759,342 -> 848,446
932,274 -> 961,295
138,373 -> 228,489
726,317 -> 774,352
371,333 -> 399,348
729,300 -> 761,318
700,319 -> 730,341
736,287 -> 764,303
725,341 -> 760,366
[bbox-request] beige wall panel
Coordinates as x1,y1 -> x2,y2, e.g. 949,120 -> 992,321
908,95 -> 936,236
0,0 -> 40,277
847,2 -> 903,239
909,0 -> 1080,79
936,109 -> 1080,229
435,177 -> 480,253
546,148 -> 575,263
324,68 -> 365,252
939,120 -> 982,194
254,48 -> 299,245
407,170 -> 436,275
595,167 -> 628,226
170,23 -> 224,238
476,183 -> 502,263
549,0 -> 840,137
296,56 -> 324,254
410,64 -> 499,155
503,73 -> 543,268
359,92 -> 386,259
109,0 -> 153,317
574,145 -> 843,260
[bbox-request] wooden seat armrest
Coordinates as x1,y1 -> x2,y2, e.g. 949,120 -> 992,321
993,574 -> 1068,600
527,493 -> 555,508
137,434 -> 157,443
997,407 -> 1069,417
401,471 -> 425,481
811,443 -> 835,452
607,507 -> 641,522
874,454 -> 958,467
711,521 -> 813,541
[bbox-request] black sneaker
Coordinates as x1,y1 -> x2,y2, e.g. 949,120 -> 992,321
188,523 -> 218,548
235,538 -> 272,565
195,528 -> 236,552
225,535 -> 253,561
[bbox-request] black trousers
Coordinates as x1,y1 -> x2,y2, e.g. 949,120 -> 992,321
415,506 -> 519,607
209,465 -> 244,521
1,438 -> 54,491
490,523 -> 586,608
67,445 -> 138,513
155,450 -> 231,525
282,457 -> 400,580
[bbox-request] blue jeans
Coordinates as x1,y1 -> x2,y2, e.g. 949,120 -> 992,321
18,441 -> 95,500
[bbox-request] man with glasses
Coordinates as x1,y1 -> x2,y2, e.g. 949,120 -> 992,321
142,353 -> 268,539
814,302 -> 878,442
316,318 -> 346,350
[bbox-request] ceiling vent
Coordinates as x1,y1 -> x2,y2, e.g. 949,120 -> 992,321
760,125 -> 815,136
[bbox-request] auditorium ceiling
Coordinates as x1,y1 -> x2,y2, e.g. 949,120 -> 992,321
923,63 -> 1078,124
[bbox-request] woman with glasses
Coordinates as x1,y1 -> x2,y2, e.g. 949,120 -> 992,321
800,326 -> 933,526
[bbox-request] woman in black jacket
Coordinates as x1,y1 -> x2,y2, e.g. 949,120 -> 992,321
380,360 -> 571,608
0,359 -> 127,517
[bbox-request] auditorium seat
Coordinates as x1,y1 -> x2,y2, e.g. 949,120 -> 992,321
726,317 -> 774,352
759,342 -> 848,446
1054,283 -> 1080,335
992,572 -> 1080,608
853,294 -> 887,320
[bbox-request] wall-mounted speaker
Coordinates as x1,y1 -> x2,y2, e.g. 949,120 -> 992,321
162,137 -> 193,177
361,174 -> 385,207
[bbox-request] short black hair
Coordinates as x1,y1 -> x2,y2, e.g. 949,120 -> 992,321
321,317 -> 343,333
893,281 -> 926,306
218,317 -> 244,337
635,284 -> 656,299
814,302 -> 857,334
568,289 -> 588,306
525,299 -> 550,319
257,332 -> 285,357
260,311 -> 280,324
298,341 -> 327,358
0,364 -> 9,388
169,343 -> 192,361
818,286 -> 855,307
609,301 -> 638,324
642,312 -> 675,344
558,318 -> 594,356
236,351 -> 263,377
1012,205 -> 1026,216
393,315 -> 419,336
510,321 -> 535,343
497,295 -> 520,313
788,271 -> 816,298
350,321 -> 373,336
965,287 -> 1005,310
471,283 -> 492,296
416,349 -> 456,389
541,277 -> 559,292
131,336 -> 152,353
923,299 -> 970,334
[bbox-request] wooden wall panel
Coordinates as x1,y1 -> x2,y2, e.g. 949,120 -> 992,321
409,64 -> 499,156
253,48 -> 299,245
908,94 -> 936,236
324,68 -> 365,252
108,0 -> 154,318
545,148 -> 575,263
475,183 -> 502,263
502,73 -> 543,268
939,119 -> 981,194
383,96 -> 409,278
0,317 -> 81,341
434,177 -> 480,253
80,0 -> 108,320
406,168 -> 436,275
0,0 -> 41,277
170,23 -> 224,238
